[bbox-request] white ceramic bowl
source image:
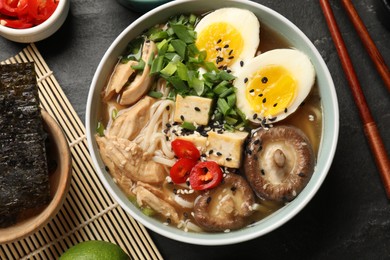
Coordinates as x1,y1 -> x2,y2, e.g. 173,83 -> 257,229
86,0 -> 339,245
0,0 -> 70,43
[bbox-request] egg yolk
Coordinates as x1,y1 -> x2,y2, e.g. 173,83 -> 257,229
196,22 -> 244,69
245,65 -> 297,118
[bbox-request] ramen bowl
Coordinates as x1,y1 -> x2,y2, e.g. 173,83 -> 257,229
86,0 -> 339,245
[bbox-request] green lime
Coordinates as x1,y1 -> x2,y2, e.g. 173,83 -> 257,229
60,240 -> 130,260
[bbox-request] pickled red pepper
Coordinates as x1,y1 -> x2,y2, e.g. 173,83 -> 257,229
0,0 -> 58,29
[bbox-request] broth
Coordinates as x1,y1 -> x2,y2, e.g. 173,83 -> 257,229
96,11 -> 322,233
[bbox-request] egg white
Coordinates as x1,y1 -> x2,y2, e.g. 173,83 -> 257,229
195,8 -> 260,74
234,48 -> 316,124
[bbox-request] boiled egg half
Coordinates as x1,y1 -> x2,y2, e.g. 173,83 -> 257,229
195,8 -> 260,74
235,49 -> 316,124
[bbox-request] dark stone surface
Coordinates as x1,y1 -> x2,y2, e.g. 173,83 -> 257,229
1,0 -> 389,258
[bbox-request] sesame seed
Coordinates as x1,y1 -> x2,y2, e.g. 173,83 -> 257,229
194,107 -> 201,112
209,149 -> 214,155
217,39 -> 222,44
269,117 -> 277,122
273,103 -> 278,107
249,88 -> 254,93
228,56 -> 234,59
216,56 -> 224,64
262,98 -> 267,103
258,93 -> 263,97
261,77 -> 268,83
224,44 -> 229,48
216,47 -> 222,51
229,50 -> 233,55
261,169 -> 265,175
166,106 -> 170,111
180,115 -> 185,121
206,197 -> 212,204
231,186 -> 237,192
284,108 -> 288,113
240,60 -> 244,67
216,152 -> 222,156
226,157 -> 232,161
244,78 -> 248,83
253,113 -> 258,120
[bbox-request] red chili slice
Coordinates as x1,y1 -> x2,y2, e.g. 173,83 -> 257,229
171,139 -> 200,161
170,158 -> 197,184
0,0 -> 58,28
189,161 -> 223,190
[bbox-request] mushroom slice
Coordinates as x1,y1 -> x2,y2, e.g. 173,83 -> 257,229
119,40 -> 157,106
244,125 -> 315,202
193,173 -> 255,232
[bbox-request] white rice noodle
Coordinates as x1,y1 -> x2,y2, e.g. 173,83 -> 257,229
173,195 -> 194,208
134,99 -> 175,158
185,221 -> 203,233
153,155 -> 175,167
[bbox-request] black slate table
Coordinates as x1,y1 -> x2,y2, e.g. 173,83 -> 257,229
1,0 -> 389,259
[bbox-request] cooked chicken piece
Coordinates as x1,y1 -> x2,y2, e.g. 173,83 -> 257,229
95,135 -> 165,184
103,60 -> 138,101
120,40 -> 157,106
108,96 -> 155,140
134,185 -> 180,224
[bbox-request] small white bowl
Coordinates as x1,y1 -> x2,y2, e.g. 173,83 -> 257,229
0,0 -> 70,43
86,0 -> 339,245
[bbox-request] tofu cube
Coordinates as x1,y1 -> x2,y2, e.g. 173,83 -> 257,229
206,131 -> 249,168
173,95 -> 213,125
176,134 -> 208,153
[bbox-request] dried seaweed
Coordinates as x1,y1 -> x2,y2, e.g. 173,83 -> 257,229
0,62 -> 50,228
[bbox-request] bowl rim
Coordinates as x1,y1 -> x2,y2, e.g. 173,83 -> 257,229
86,0 -> 339,245
0,0 -> 68,35
0,109 -> 72,244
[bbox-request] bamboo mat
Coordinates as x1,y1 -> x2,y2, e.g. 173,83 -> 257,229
0,43 -> 163,260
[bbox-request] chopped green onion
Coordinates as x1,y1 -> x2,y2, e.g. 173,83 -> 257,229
181,121 -> 196,130
171,24 -> 195,43
150,56 -> 164,74
96,121 -> 105,137
111,108 -> 118,120
176,62 -> 189,81
227,93 -> 236,107
213,81 -> 230,94
225,116 -> 238,125
171,39 -> 187,59
165,75 -> 187,91
219,70 -> 236,81
149,30 -> 169,41
148,90 -> 164,99
219,87 -> 234,98
217,98 -> 231,115
160,62 -> 177,76
142,207 -> 155,216
131,59 -> 145,71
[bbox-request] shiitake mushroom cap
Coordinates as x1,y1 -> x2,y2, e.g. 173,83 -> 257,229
244,125 -> 315,202
193,173 -> 255,232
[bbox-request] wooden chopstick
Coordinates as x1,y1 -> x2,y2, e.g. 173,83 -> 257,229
340,0 -> 390,91
319,0 -> 390,199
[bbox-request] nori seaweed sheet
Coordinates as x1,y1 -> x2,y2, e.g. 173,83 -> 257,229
0,62 -> 50,228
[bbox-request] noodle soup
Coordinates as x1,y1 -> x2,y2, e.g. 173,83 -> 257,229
94,8 -> 322,233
